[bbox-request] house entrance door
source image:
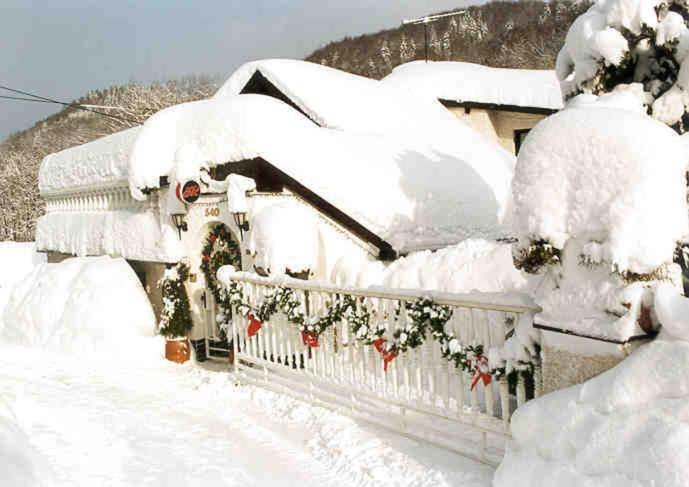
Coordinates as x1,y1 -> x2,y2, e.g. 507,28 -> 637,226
199,223 -> 241,360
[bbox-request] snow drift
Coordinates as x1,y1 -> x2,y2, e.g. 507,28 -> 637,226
0,242 -> 46,313
331,239 -> 531,294
0,399 -> 49,487
495,284 -> 689,487
0,256 -> 156,356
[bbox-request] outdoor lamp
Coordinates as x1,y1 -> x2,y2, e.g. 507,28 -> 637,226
232,211 -> 250,240
171,213 -> 188,239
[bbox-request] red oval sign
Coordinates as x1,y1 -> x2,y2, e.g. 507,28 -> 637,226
176,180 -> 201,204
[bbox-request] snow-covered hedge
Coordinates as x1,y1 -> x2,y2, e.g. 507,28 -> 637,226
0,257 -> 156,355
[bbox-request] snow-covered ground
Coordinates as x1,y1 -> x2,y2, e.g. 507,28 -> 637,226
0,245 -> 493,487
0,348 -> 493,487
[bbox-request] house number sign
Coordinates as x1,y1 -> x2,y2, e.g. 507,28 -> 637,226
204,207 -> 220,217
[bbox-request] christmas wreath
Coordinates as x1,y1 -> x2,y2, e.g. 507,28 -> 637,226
200,224 -> 242,336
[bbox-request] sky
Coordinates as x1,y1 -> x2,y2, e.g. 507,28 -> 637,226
0,0 -> 475,141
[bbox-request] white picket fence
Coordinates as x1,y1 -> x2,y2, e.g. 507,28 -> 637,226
226,272 -> 540,465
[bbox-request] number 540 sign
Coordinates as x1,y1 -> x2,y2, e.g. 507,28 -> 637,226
204,207 -> 220,217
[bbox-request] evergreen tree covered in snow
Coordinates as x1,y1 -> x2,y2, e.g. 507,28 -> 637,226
158,263 -> 193,338
557,0 -> 689,132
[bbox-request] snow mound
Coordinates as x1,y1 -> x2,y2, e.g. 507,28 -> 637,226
0,242 -> 45,313
512,105 -> 688,274
331,239 -> 531,294
1,257 -> 156,356
0,399 -> 48,487
382,61 -> 563,110
495,339 -> 689,487
247,201 -> 319,276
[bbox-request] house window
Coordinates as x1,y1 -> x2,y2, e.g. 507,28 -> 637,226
514,129 -> 531,155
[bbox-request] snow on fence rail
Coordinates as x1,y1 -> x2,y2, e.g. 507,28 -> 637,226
220,270 -> 541,465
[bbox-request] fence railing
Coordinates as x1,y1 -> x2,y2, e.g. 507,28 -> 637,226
222,270 -> 540,465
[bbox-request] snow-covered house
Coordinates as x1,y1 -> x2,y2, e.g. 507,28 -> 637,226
36,59 -> 514,359
382,61 -> 563,155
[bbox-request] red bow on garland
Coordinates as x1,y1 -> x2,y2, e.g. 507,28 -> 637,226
373,338 -> 397,372
247,314 -> 262,337
301,331 -> 319,348
469,354 -> 492,390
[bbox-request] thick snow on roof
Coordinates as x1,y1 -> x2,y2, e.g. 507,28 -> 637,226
382,61 -> 563,111
512,100 -> 688,274
39,126 -> 141,194
129,94 -> 514,253
35,209 -> 183,263
213,59 -> 463,135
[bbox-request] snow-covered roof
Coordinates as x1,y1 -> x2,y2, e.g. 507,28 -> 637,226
213,59 -> 462,135
129,94 -> 514,254
39,126 -> 141,194
382,61 -> 563,111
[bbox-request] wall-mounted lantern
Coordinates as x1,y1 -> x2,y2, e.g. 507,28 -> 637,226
171,213 -> 188,239
232,211 -> 250,240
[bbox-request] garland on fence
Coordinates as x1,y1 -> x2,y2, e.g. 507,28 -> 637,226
200,224 -> 241,336
222,281 -> 530,385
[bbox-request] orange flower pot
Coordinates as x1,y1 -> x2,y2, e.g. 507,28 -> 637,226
165,338 -> 190,364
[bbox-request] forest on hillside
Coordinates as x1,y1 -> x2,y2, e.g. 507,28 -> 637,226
306,0 -> 588,78
0,0 -> 584,241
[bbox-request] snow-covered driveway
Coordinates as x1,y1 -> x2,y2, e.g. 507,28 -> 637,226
0,345 -> 493,487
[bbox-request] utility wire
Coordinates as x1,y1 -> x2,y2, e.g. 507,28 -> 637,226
0,94 -> 58,104
0,84 -> 140,124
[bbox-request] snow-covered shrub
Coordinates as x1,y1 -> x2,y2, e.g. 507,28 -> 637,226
557,0 -> 689,132
512,98 -> 687,339
247,201 -> 319,278
158,262 -> 193,339
0,256 -> 156,354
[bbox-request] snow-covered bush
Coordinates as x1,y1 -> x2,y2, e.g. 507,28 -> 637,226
0,256 -> 156,354
495,286 -> 689,487
557,0 -> 689,132
247,201 -> 320,278
512,98 -> 687,338
158,262 -> 193,339
513,100 -> 687,276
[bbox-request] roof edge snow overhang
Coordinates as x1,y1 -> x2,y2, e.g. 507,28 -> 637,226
212,157 -> 398,261
439,99 -> 559,116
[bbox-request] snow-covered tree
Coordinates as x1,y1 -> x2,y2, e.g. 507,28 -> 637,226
430,26 -> 442,58
557,0 -> 689,133
380,40 -> 393,71
441,31 -> 452,59
399,35 -> 416,62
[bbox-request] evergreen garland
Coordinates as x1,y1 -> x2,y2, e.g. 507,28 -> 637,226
200,224 -> 241,336
158,263 -> 193,339
224,281 -> 534,382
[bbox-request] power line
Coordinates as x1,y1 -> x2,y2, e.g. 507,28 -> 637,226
0,94 -> 57,104
0,84 -> 140,124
